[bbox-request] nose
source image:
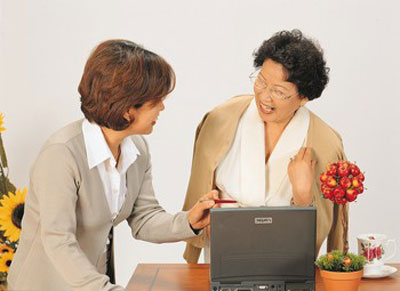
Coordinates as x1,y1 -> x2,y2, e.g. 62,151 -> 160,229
257,88 -> 273,102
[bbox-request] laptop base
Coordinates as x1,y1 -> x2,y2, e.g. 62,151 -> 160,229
210,280 -> 315,291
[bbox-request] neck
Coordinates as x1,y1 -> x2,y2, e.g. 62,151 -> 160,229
100,127 -> 127,161
265,115 -> 293,135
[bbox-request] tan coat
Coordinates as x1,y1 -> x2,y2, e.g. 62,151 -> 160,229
8,120 -> 196,291
182,95 -> 348,263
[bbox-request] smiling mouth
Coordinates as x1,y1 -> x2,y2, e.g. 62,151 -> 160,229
260,103 -> 275,113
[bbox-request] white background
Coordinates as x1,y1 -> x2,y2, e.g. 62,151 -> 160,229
1,0 -> 400,287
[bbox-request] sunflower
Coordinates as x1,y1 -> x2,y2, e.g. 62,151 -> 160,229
0,113 -> 5,132
0,251 -> 14,273
0,188 -> 27,242
0,244 -> 12,255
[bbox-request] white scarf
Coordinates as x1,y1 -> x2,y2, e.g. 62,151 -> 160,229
215,98 -> 310,207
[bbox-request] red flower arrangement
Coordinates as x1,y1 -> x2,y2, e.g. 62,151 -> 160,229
319,160 -> 366,253
320,161 -> 365,204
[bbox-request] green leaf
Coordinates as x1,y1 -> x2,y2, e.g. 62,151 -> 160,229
0,135 -> 8,168
315,250 -> 366,272
0,175 -> 16,196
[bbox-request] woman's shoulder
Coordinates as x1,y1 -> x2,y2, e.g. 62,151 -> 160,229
43,119 -> 84,148
309,111 -> 342,140
211,94 -> 253,113
308,110 -> 344,153
33,120 -> 85,170
204,94 -> 253,123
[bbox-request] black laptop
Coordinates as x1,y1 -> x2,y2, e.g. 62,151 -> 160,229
210,207 -> 316,291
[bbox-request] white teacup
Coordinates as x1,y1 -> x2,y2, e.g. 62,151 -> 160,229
357,233 -> 396,275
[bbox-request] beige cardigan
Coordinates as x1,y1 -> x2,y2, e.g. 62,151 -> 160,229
182,95 -> 348,263
8,120 -> 196,291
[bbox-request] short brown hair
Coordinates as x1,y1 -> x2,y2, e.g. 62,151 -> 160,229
79,39 -> 175,130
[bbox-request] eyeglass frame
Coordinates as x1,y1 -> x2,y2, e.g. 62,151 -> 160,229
249,70 -> 300,100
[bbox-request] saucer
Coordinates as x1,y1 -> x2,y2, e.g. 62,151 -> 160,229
363,265 -> 398,279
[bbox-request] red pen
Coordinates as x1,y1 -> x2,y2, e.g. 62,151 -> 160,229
200,199 -> 237,204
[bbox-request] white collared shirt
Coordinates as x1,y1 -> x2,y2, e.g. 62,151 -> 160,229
82,119 -> 139,220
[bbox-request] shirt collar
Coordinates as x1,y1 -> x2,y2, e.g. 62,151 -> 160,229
82,119 -> 140,171
119,136 -> 139,173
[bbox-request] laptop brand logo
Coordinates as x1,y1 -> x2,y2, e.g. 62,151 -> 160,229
254,217 -> 273,224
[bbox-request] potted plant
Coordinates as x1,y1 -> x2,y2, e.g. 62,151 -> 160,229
316,160 -> 367,291
315,250 -> 366,291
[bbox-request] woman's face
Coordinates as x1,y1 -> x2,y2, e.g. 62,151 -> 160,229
254,59 -> 308,126
125,100 -> 165,135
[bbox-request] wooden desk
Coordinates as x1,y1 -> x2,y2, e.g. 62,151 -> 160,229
127,263 -> 400,291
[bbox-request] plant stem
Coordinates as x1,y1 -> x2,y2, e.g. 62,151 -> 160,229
0,163 -> 8,196
0,134 -> 11,195
342,204 -> 349,254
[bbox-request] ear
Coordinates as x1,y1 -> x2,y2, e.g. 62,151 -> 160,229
300,97 -> 309,106
123,108 -> 135,122
123,111 -> 130,122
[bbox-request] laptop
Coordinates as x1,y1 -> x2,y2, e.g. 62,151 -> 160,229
210,207 -> 316,291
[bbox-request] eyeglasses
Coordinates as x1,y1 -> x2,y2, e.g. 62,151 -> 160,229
249,71 -> 299,100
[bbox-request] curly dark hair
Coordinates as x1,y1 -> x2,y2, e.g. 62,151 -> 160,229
253,29 -> 329,101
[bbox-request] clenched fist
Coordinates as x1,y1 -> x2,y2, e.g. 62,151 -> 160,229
288,147 -> 316,206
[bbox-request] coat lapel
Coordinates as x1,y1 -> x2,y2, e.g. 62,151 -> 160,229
183,95 -> 253,210
86,164 -> 114,221
206,96 -> 254,173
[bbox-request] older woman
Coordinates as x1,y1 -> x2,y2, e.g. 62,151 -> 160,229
8,40 -> 217,291
182,30 -> 348,263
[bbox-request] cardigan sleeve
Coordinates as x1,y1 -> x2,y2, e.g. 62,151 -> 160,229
33,144 -> 124,291
182,112 -> 210,211
182,113 -> 212,263
126,137 -> 197,243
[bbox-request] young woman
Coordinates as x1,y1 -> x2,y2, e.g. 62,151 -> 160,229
8,40 -> 217,291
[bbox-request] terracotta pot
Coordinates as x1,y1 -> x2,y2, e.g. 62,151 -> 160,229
320,269 -> 363,291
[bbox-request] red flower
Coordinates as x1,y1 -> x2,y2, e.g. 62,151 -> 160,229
349,164 -> 361,176
362,249 -> 369,260
343,257 -> 352,266
363,248 -> 375,261
333,187 -> 345,198
319,161 -> 365,205
375,246 -> 382,259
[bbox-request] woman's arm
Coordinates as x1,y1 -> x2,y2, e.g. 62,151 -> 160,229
34,144 -> 123,291
126,137 -> 203,243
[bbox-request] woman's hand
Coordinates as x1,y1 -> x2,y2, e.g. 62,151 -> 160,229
188,190 -> 219,231
288,147 -> 316,206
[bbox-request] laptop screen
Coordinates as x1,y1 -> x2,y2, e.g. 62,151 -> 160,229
210,207 -> 316,284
